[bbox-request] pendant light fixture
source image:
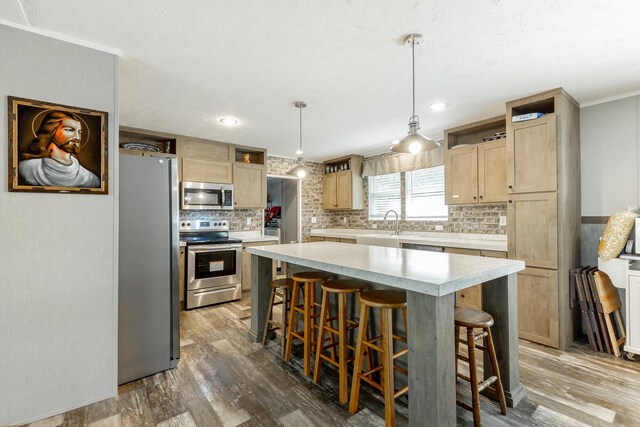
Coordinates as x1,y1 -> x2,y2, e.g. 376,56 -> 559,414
287,101 -> 313,178
390,34 -> 440,154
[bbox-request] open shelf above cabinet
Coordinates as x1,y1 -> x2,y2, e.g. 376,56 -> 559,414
234,147 -> 265,165
444,115 -> 506,150
119,126 -> 177,156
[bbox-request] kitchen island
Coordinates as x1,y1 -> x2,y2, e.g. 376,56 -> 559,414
247,242 -> 526,426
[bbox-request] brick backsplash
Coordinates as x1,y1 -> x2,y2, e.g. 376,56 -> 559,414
179,154 -> 506,239
180,155 -> 334,239
326,173 -> 506,234
180,209 -> 263,231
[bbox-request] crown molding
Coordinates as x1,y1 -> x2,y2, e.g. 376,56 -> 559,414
0,19 -> 121,56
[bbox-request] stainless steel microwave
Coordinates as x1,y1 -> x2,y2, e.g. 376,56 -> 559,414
181,182 -> 233,210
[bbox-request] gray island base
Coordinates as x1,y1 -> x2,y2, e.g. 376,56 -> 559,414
247,242 -> 526,426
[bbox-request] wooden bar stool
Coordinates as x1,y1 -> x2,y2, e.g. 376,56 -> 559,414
349,290 -> 408,427
313,279 -> 368,404
454,306 -> 507,426
284,271 -> 333,376
261,278 -> 293,356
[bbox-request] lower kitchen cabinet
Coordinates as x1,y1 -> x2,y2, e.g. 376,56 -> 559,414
517,267 -> 559,347
307,236 -> 356,244
242,241 -> 277,291
446,248 -> 483,309
445,248 -> 507,310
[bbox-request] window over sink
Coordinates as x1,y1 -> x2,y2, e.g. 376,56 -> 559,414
368,173 -> 401,220
367,167 -> 448,221
406,166 -> 448,220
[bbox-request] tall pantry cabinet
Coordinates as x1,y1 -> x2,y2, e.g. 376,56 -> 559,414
506,88 -> 581,350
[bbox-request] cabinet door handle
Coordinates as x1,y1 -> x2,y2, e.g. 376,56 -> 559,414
473,196 -> 477,200
508,200 -> 512,203
508,185 -> 513,189
479,195 -> 483,199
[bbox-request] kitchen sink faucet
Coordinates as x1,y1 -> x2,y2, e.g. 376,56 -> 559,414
383,209 -> 400,235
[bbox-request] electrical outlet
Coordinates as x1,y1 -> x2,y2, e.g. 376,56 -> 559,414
499,216 -> 507,226
342,217 -> 347,224
372,224 -> 377,229
311,217 -> 317,224
435,225 -> 443,231
246,218 -> 252,226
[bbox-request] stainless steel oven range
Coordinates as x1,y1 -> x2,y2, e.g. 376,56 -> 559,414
180,220 -> 242,309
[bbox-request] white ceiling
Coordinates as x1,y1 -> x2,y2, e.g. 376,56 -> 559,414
2,1 -> 640,160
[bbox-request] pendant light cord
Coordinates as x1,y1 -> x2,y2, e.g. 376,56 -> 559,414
299,105 -> 303,153
412,36 -> 416,118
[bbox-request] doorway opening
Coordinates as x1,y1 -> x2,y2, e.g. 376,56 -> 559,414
265,175 -> 302,275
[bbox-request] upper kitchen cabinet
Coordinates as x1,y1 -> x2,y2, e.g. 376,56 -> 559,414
323,155 -> 364,210
506,112 -> 557,194
233,146 -> 267,209
177,137 -> 233,183
444,116 -> 507,205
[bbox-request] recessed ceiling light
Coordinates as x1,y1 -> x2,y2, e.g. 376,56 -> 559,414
429,102 -> 447,111
219,117 -> 239,126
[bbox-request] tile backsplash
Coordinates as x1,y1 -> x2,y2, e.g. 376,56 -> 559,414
179,155 -> 506,239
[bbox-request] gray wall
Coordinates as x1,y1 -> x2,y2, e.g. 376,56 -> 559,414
581,96 -> 640,215
0,25 -> 118,424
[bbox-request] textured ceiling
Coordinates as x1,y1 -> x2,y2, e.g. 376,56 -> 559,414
3,1 -> 640,160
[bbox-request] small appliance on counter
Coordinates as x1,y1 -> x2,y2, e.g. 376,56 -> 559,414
180,220 -> 242,309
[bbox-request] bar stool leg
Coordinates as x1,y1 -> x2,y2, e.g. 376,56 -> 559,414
355,296 -> 373,373
349,300 -> 368,414
261,286 -> 276,346
454,325 -> 460,376
380,307 -> 395,427
284,281 -> 300,362
313,289 -> 330,384
485,327 -> 507,415
281,287 -> 290,358
303,282 -> 313,376
467,327 -> 481,427
337,292 -> 348,404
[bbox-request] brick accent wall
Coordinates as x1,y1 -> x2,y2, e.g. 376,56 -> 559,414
326,158 -> 507,235
179,154 -> 506,238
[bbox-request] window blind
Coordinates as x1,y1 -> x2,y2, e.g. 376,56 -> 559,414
368,173 -> 401,220
406,166 -> 448,220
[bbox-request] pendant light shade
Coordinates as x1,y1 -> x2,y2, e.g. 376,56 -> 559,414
390,34 -> 440,154
287,101 -> 313,178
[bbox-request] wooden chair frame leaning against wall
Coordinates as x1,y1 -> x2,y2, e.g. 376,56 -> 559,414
593,271 -> 627,357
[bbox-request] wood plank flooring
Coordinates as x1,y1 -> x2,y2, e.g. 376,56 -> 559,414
23,292 -> 640,427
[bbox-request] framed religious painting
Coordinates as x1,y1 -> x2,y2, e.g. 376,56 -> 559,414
8,96 -> 108,194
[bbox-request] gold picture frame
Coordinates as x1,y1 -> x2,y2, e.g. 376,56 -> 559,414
8,96 -> 108,194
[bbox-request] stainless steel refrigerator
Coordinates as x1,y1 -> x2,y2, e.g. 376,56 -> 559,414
118,153 -> 180,385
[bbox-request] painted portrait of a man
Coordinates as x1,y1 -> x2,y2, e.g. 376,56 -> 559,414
9,97 -> 108,194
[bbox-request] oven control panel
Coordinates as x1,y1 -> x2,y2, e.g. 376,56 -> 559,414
179,220 -> 229,232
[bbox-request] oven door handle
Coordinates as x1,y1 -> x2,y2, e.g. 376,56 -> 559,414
189,244 -> 242,252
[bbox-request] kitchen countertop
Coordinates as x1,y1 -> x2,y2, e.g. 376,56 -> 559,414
230,231 -> 279,244
179,231 -> 279,247
247,241 -> 522,296
310,228 -> 507,252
